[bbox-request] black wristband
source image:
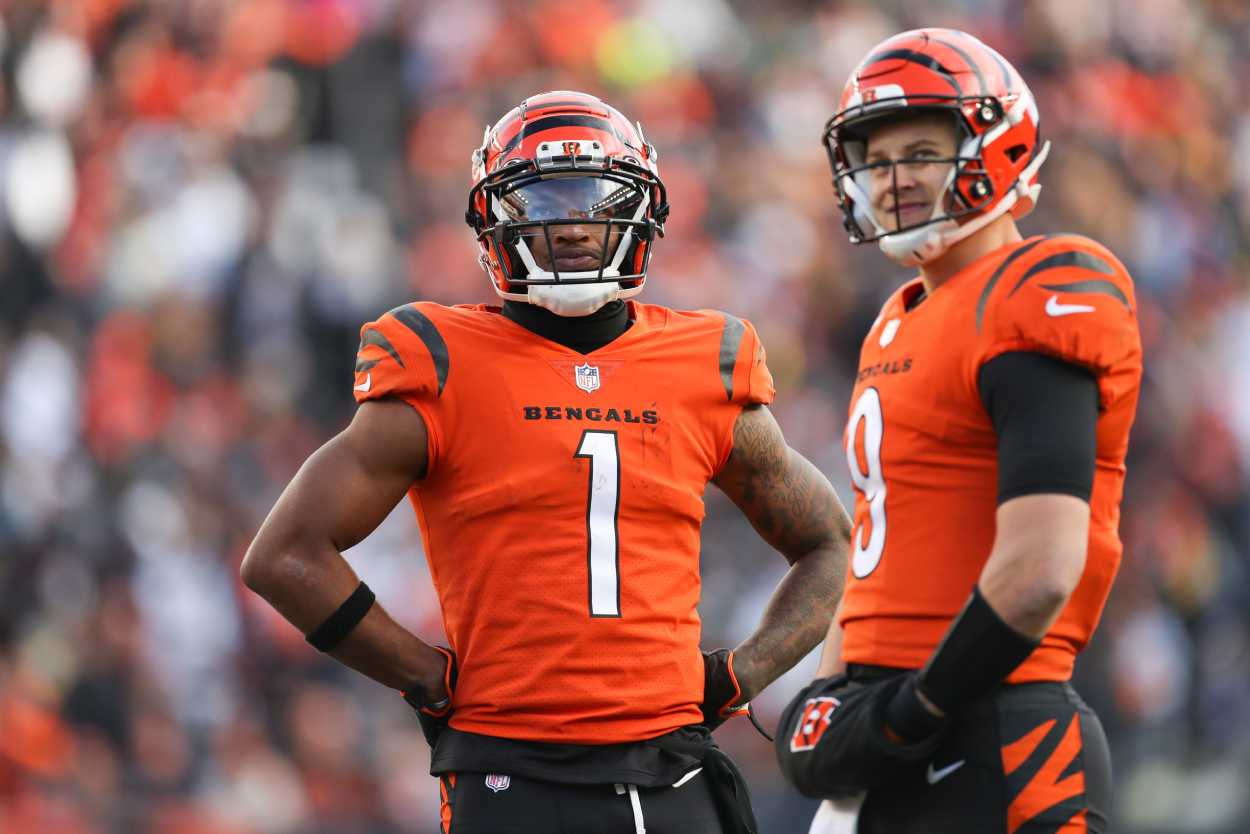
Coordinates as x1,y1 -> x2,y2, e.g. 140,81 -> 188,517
305,581 -> 376,652
916,585 -> 1040,715
883,673 -> 947,744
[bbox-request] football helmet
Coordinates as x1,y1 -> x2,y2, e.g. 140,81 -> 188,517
465,91 -> 669,313
823,29 -> 1049,266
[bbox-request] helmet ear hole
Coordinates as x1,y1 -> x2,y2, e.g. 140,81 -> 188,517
1005,144 -> 1028,163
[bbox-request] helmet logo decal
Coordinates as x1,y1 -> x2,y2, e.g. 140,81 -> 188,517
846,84 -> 907,111
563,141 -> 582,155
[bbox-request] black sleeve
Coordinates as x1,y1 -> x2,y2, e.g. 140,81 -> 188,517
977,351 -> 1099,504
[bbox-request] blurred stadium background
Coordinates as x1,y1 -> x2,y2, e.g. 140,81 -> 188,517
0,0 -> 1247,831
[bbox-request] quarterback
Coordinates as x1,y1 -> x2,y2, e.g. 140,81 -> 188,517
241,92 -> 852,833
775,30 -> 1141,834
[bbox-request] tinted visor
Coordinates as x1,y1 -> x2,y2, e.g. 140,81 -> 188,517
500,176 -> 645,224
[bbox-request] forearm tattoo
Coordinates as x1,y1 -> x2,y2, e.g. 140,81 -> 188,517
721,405 -> 851,555
714,404 -> 853,695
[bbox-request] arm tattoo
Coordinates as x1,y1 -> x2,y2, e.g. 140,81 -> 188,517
718,405 -> 849,557
712,404 -> 853,698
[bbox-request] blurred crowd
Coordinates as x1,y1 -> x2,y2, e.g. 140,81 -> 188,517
1,0 -> 1249,831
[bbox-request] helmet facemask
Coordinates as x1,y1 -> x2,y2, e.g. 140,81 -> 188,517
825,92 -> 1049,267
496,175 -> 650,286
467,137 -> 667,312
830,106 -> 994,246
823,30 -> 1052,266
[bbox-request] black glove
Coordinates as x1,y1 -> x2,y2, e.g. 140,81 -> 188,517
402,647 -> 457,748
700,649 -> 751,731
776,672 -> 950,798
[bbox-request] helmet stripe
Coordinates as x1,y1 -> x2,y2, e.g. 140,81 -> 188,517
984,49 -> 1013,93
519,98 -> 606,119
942,29 -> 1013,92
864,48 -> 961,94
493,99 -> 610,131
498,115 -> 622,156
928,34 -> 987,95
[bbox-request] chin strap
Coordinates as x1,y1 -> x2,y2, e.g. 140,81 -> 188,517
528,281 -> 621,316
879,140 -> 1050,267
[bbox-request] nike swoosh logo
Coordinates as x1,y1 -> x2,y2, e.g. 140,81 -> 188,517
1045,295 -> 1095,316
926,759 -> 965,784
354,374 -> 371,392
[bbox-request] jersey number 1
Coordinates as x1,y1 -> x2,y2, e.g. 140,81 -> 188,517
576,431 -> 621,617
846,388 -> 886,578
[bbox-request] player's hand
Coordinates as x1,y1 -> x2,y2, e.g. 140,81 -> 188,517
776,672 -> 949,798
402,647 -> 458,748
700,648 -> 751,731
882,673 -> 946,744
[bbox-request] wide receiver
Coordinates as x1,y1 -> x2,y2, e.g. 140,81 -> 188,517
242,91 -> 852,833
775,31 -> 1141,833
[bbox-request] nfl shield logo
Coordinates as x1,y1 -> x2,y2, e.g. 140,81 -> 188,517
575,363 -> 600,393
485,774 -> 510,792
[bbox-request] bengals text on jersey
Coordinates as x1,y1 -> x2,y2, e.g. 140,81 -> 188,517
352,300 -> 774,744
839,233 -> 1142,682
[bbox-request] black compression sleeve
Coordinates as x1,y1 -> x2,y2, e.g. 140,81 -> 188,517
915,586 -> 1039,714
977,352 -> 1099,504
883,586 -> 1040,742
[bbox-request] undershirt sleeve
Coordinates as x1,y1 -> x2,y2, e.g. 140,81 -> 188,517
977,351 -> 1100,504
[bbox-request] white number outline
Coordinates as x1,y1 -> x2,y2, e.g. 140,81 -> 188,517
575,430 -> 621,617
845,387 -> 887,578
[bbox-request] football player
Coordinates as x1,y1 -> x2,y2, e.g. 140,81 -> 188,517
774,31 -> 1142,834
241,91 -> 852,833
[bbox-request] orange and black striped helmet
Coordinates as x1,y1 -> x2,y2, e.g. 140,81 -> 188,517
465,92 -> 669,301
823,29 -> 1049,266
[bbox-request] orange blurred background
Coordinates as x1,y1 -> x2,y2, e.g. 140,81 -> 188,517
1,0 -> 1249,831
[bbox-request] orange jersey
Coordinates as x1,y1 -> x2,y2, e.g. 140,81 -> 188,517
839,235 -> 1142,682
352,301 -> 774,743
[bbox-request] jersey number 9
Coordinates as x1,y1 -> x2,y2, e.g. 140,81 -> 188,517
846,388 -> 886,578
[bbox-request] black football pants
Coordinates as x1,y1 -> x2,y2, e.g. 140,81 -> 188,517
857,677 -> 1112,834
438,768 -> 723,833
